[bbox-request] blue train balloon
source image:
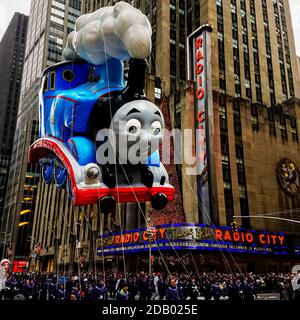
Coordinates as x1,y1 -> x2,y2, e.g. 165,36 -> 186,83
28,58 -> 174,213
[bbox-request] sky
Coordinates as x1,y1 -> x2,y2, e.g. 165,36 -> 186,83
0,0 -> 299,56
0,0 -> 31,40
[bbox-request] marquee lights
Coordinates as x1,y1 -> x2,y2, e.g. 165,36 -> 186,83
97,223 -> 287,256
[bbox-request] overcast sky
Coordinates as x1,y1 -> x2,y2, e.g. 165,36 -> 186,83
0,0 -> 299,56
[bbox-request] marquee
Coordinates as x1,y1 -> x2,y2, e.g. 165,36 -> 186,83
96,223 -> 287,256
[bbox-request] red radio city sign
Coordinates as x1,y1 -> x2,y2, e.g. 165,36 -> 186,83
215,229 -> 285,246
101,228 -> 166,247
194,35 -> 207,173
195,36 -> 205,100
114,228 -> 166,244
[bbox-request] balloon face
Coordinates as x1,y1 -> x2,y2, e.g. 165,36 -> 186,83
110,100 -> 165,164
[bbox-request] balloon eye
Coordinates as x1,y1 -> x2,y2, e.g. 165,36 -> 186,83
129,126 -> 137,134
126,119 -> 141,134
151,121 -> 162,136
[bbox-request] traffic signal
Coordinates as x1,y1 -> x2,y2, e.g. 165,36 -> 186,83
231,221 -> 238,232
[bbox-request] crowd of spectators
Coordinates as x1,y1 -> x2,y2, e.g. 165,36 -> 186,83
1,270 -> 299,301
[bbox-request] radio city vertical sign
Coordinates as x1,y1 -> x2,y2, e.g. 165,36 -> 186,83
187,25 -> 214,223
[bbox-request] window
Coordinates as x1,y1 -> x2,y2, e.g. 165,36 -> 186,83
240,198 -> 250,227
219,53 -> 225,70
251,104 -> 259,130
170,10 -> 176,23
224,189 -> 234,223
236,144 -> 243,160
291,117 -> 298,142
222,164 -> 231,182
221,134 -> 229,155
170,29 -> 176,41
268,108 -> 276,137
170,62 -> 176,77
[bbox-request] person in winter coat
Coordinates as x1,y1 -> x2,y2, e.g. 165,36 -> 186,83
127,277 -> 138,301
91,280 -> 108,300
22,279 -> 37,300
211,281 -> 222,301
279,280 -> 289,301
243,281 -> 255,301
188,279 -> 200,301
165,278 -> 183,300
55,284 -> 66,301
202,279 -> 212,300
228,279 -> 243,301
116,282 -> 129,301
138,273 -> 149,301
157,274 -> 167,300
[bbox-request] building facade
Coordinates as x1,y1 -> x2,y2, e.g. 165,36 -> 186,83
0,0 -> 82,270
181,0 -> 300,229
0,13 -> 28,257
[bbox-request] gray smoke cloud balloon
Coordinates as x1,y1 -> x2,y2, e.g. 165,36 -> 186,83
63,1 -> 152,65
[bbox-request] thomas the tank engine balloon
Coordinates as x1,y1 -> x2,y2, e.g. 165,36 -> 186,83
28,1 -> 174,213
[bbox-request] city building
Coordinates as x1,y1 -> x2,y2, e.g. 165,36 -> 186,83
185,0 -> 300,228
0,0 -> 82,271
13,0 -> 300,273
0,13 -> 28,257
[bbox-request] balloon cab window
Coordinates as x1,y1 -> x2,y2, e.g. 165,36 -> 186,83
42,71 -> 56,93
50,72 -> 56,90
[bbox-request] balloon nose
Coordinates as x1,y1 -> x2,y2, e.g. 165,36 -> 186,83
140,131 -> 151,145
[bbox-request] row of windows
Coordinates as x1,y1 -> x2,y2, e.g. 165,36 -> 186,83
169,1 -> 186,85
219,0 -> 296,106
219,97 -> 299,225
262,1 -> 278,107
69,0 -> 81,11
232,95 -> 249,226
217,2 -> 236,225
249,0 -> 262,103
218,0 -> 250,226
